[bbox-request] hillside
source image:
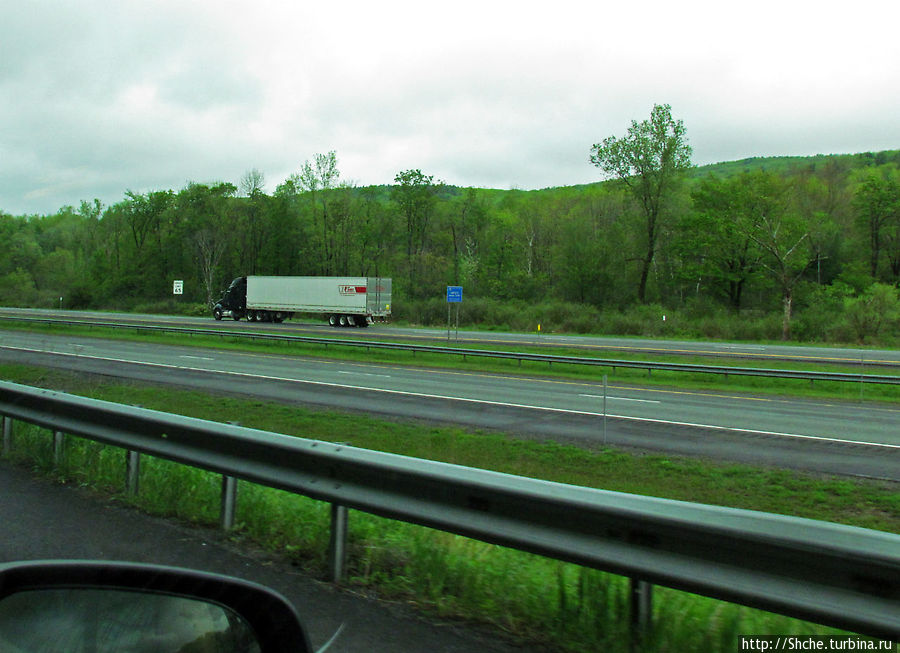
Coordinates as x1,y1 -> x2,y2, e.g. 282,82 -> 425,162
689,149 -> 900,179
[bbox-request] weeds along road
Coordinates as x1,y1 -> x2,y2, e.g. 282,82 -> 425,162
3,306 -> 900,367
1,330 -> 897,480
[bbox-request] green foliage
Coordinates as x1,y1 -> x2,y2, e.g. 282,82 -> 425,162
853,168 -> 900,281
0,269 -> 38,306
2,140 -> 900,344
681,174 -> 762,309
392,169 -> 442,298
791,282 -> 854,342
590,103 -> 693,303
842,283 -> 900,343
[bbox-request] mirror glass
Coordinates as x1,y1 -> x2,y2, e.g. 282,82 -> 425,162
0,588 -> 261,652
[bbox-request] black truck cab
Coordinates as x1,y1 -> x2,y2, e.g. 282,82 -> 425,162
213,277 -> 247,320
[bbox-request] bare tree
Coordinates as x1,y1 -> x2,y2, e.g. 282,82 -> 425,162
739,172 -> 818,340
195,228 -> 227,308
240,168 -> 266,198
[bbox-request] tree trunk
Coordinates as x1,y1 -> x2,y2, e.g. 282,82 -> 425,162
781,288 -> 793,341
638,208 -> 658,303
638,253 -> 652,303
870,222 -> 880,279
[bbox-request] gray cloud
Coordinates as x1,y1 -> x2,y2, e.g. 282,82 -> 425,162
2,0 -> 898,216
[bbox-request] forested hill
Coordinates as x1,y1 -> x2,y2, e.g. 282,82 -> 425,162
1,148 -> 899,344
555,149 -> 900,193
688,149 -> 900,179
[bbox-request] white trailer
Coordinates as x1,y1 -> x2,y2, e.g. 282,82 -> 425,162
213,276 -> 391,327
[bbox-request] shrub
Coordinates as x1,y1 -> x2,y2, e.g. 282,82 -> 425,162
842,284 -> 900,343
0,269 -> 39,307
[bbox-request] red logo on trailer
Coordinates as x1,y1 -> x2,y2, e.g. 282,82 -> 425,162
339,286 -> 367,295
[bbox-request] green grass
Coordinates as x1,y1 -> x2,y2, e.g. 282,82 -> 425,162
3,363 -> 897,532
1,364 -> 897,651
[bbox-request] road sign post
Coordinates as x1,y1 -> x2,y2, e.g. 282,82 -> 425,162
446,286 -> 462,342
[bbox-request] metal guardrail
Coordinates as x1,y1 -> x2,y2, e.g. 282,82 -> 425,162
3,315 -> 900,385
1,380 -> 898,641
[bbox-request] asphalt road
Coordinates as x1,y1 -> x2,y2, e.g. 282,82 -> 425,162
3,306 -> 900,366
2,330 -> 897,480
0,460 -> 522,653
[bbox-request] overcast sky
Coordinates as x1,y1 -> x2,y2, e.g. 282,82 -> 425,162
2,0 -> 899,216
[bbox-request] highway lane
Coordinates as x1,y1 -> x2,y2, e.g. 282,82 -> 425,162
2,306 -> 899,367
1,331 -> 897,480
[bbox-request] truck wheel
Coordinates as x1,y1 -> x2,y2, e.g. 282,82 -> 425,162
232,311 -> 242,321
213,307 -> 223,321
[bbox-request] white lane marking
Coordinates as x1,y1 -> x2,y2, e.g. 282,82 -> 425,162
2,344 -> 897,451
338,371 -> 391,378
179,355 -> 215,361
579,394 -> 661,404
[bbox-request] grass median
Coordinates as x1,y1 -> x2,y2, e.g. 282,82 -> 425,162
2,319 -> 899,404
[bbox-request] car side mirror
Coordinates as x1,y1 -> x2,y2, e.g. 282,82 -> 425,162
0,561 -> 312,653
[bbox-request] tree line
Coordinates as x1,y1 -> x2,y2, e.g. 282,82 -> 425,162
2,107 -> 899,343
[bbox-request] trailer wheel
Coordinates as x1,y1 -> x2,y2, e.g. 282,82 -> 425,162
339,315 -> 348,327
357,317 -> 369,328
329,315 -> 338,327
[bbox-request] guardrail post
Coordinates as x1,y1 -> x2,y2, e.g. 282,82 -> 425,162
329,504 -> 349,583
53,430 -> 65,466
629,578 -> 653,643
2,415 -> 11,456
125,450 -> 141,495
220,475 -> 238,530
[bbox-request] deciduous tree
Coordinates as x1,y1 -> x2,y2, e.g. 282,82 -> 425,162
681,174 -> 761,310
392,169 -> 440,296
299,151 -> 340,274
853,170 -> 899,280
739,172 -> 819,340
590,103 -> 692,302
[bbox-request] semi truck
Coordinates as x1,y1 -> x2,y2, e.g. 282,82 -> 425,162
213,276 -> 391,327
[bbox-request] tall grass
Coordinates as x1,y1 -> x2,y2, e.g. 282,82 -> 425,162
394,295 -> 900,346
3,416 -> 868,652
